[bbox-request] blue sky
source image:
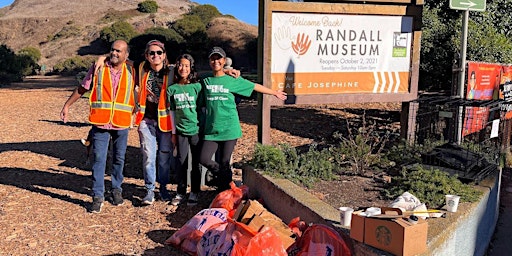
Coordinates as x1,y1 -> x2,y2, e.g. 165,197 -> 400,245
0,0 -> 258,25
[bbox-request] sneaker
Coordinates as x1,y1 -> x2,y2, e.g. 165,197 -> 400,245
112,189 -> 124,206
141,190 -> 155,205
159,189 -> 171,202
91,197 -> 104,213
187,192 -> 198,206
205,170 -> 219,187
171,194 -> 184,206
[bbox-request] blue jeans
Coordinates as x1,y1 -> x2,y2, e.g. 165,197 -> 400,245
138,118 -> 175,192
91,126 -> 128,198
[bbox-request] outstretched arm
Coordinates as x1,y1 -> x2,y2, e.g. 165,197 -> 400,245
253,83 -> 287,101
60,86 -> 88,123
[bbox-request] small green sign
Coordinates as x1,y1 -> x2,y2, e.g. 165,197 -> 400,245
450,0 -> 486,11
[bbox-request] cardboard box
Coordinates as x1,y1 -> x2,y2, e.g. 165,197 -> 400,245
365,217 -> 427,256
349,211 -> 366,242
350,209 -> 428,256
234,200 -> 296,249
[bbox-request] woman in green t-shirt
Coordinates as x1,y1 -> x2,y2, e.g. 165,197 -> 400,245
167,54 -> 203,206
199,46 -> 287,191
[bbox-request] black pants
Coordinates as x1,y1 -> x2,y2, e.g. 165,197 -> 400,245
176,133 -> 201,195
199,139 -> 237,190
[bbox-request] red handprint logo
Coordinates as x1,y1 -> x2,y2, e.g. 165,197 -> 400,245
291,33 -> 311,57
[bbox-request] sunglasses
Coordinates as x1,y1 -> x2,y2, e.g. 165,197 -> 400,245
148,50 -> 164,56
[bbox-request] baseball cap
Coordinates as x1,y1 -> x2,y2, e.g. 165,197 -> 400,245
208,46 -> 226,58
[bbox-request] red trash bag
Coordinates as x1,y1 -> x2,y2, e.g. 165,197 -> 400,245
165,208 -> 229,255
210,182 -> 248,219
287,224 -> 352,256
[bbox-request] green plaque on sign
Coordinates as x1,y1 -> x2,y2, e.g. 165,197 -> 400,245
450,0 -> 486,11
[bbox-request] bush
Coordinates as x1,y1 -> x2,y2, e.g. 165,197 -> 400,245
251,143 -> 334,188
53,56 -> 96,76
172,15 -> 205,38
189,4 -> 221,24
137,0 -> 158,13
100,21 -> 138,45
383,165 -> 482,209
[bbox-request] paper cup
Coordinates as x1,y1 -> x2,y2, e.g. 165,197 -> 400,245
445,195 -> 461,212
339,207 -> 354,226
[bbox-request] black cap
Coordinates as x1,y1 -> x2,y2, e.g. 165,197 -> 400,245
208,46 -> 226,58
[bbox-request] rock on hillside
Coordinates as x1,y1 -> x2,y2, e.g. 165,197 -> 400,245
0,0 -> 257,69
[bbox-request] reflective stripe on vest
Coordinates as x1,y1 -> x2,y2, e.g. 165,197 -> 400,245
135,61 -> 174,132
89,63 -> 135,128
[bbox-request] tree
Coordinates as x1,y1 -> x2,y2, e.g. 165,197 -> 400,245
18,46 -> 41,63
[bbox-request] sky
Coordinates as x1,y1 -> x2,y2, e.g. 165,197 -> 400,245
0,0 -> 259,25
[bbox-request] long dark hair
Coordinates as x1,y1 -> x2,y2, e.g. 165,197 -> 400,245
173,53 -> 198,84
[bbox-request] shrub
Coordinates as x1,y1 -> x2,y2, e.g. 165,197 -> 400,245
137,0 -> 158,13
383,165 -> 482,209
100,21 -> 138,45
330,116 -> 390,176
172,15 -> 205,38
189,4 -> 222,24
53,56 -> 96,76
251,143 -> 334,188
18,46 -> 41,63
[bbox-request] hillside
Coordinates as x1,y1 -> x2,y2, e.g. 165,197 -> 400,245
0,0 -> 257,70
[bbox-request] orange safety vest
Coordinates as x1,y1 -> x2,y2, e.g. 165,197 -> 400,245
88,63 -> 136,128
134,61 -> 174,132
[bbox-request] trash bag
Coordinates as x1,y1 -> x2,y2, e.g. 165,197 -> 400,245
287,224 -> 352,256
197,219 -> 257,256
210,182 -> 248,219
165,208 -> 229,255
245,226 -> 288,256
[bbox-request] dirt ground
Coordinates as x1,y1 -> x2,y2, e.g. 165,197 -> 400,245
0,76 -> 398,255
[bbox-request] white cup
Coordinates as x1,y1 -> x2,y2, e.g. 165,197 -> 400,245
339,207 -> 354,226
445,195 -> 461,212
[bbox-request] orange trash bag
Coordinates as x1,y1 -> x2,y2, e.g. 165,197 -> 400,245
165,208 -> 229,255
197,219 -> 257,256
244,226 -> 288,256
210,182 -> 248,219
287,224 -> 352,256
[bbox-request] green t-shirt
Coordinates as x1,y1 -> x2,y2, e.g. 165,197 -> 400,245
167,82 -> 202,136
201,75 -> 255,141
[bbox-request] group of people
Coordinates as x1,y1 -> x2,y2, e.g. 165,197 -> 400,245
60,39 -> 287,213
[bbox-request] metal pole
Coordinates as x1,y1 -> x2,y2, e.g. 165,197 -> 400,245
456,10 -> 469,145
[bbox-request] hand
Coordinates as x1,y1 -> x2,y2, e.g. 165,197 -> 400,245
60,106 -> 69,123
95,56 -> 107,74
225,69 -> 240,78
274,90 -> 287,101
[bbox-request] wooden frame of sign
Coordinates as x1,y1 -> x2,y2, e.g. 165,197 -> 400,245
257,0 -> 423,143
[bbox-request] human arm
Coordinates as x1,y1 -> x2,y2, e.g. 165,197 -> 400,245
253,83 -> 287,101
60,86 -> 88,123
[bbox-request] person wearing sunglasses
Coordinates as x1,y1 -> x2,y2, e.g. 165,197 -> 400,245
60,40 -> 136,213
132,39 -> 178,205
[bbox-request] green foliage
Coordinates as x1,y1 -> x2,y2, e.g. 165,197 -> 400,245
137,0 -> 158,13
128,28 -> 184,63
173,15 -> 206,38
100,21 -> 138,45
330,118 -> 390,176
420,0 -> 512,90
18,46 -> 41,63
383,165 -> 482,209
189,4 -> 222,24
0,44 -> 28,82
251,143 -> 334,188
53,56 -> 96,76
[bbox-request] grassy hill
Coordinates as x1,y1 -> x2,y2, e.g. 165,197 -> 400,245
0,0 -> 257,71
